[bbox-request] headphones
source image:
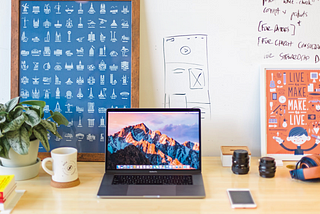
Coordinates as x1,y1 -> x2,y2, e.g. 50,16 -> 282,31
290,155 -> 320,181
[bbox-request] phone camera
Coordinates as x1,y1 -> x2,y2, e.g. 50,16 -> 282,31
232,150 -> 250,175
259,157 -> 276,178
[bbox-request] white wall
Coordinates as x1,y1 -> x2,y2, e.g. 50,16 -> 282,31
0,0 -> 11,103
2,0 -> 320,156
139,0 -> 320,156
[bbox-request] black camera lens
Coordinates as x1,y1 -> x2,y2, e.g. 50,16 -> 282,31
259,157 -> 276,178
232,149 -> 249,175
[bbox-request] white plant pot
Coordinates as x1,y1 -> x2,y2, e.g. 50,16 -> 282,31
0,139 -> 41,180
0,139 -> 40,167
0,158 -> 41,181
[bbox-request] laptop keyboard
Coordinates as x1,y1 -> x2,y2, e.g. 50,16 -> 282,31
112,175 -> 193,185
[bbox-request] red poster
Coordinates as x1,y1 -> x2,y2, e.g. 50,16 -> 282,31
264,69 -> 320,158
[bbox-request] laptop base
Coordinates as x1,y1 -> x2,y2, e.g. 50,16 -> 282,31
97,174 -> 205,199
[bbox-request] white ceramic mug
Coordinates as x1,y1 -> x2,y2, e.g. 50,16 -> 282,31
41,147 -> 78,183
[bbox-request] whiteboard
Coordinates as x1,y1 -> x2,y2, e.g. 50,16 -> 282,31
139,0 -> 320,156
2,0 -> 320,156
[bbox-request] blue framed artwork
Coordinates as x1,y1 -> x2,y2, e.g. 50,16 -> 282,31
11,0 -> 140,161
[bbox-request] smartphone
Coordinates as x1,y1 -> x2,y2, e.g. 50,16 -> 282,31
227,189 -> 257,209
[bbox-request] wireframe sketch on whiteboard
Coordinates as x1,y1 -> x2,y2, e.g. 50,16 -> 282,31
163,34 -> 211,119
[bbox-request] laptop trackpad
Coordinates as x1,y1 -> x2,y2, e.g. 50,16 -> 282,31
127,185 -> 176,196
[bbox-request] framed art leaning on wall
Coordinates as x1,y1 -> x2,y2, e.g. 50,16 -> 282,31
261,66 -> 320,161
11,0 -> 140,161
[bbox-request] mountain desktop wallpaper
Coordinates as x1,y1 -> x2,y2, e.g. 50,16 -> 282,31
107,112 -> 200,170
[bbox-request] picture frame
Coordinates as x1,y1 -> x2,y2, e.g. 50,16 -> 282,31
260,65 -> 320,161
11,0 -> 140,161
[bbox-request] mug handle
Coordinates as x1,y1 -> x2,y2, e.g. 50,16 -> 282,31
41,157 -> 54,176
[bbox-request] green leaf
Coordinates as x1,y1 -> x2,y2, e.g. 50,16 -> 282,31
6,127 -> 30,155
0,115 -> 6,124
54,131 -> 62,139
50,111 -> 69,126
19,100 -> 46,108
2,114 -> 26,134
28,105 -> 43,119
0,104 -> 5,124
40,108 -> 44,119
0,111 -> 7,116
25,109 -> 41,127
33,124 -> 50,152
9,106 -> 24,121
20,101 -> 45,119
40,120 -> 57,135
7,106 -> 24,122
5,97 -> 20,112
0,137 -> 10,159
0,104 -> 5,112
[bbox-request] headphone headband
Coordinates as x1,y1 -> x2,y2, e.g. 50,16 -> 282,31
290,155 -> 320,181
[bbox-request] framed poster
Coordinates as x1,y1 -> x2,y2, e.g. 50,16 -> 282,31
261,66 -> 320,161
11,0 -> 140,161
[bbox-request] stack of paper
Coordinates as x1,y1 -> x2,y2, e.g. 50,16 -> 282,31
0,175 -> 16,211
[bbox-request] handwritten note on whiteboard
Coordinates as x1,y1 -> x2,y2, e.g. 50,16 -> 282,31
259,0 -> 320,63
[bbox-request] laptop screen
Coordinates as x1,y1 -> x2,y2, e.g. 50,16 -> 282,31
106,108 -> 201,171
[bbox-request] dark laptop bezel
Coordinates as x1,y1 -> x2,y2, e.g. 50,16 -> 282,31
105,108 -> 202,175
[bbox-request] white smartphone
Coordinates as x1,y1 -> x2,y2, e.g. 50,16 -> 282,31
227,189 -> 257,209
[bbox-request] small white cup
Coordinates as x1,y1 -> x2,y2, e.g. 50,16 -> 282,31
42,147 -> 78,183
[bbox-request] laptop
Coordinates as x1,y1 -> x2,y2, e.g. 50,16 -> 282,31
97,108 -> 205,198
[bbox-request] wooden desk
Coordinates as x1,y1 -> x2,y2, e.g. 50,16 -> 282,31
12,157 -> 320,213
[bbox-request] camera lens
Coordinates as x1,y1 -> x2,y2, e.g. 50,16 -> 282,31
259,157 -> 276,178
232,149 -> 249,175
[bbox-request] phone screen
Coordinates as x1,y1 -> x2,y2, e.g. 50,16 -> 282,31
227,189 -> 256,208
229,190 -> 254,204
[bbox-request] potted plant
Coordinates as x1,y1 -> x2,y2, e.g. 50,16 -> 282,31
0,97 -> 68,180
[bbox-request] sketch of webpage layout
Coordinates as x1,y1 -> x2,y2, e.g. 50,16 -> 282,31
163,34 -> 211,120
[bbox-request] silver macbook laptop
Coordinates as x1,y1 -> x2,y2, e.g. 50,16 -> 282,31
97,108 -> 205,198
